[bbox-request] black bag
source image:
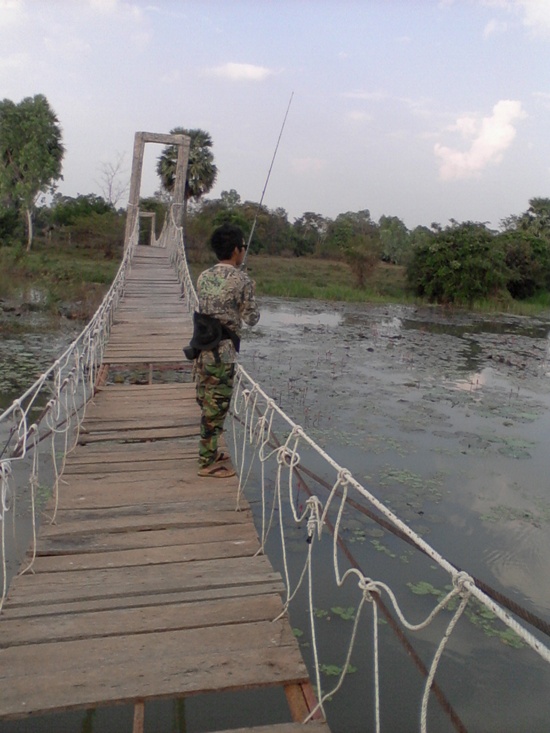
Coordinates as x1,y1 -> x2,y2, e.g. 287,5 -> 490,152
183,312 -> 240,361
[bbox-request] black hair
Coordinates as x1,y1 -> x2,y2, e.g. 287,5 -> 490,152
210,223 -> 245,261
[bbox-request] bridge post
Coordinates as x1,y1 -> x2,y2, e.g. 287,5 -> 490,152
124,131 -> 190,249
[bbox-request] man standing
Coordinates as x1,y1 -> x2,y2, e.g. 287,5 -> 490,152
194,224 -> 260,477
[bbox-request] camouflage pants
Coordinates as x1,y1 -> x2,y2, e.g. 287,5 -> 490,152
195,360 -> 235,468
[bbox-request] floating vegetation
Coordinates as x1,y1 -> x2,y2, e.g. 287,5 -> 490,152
370,539 -> 397,558
407,580 -> 525,648
311,606 -> 356,622
481,504 -> 548,527
320,663 -> 357,677
330,606 -> 356,621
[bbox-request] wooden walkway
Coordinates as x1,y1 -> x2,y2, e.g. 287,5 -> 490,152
0,246 -> 330,732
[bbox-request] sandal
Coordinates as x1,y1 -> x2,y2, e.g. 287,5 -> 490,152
197,462 -> 236,478
214,451 -> 231,463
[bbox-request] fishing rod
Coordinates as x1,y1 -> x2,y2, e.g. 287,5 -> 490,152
241,91 -> 294,269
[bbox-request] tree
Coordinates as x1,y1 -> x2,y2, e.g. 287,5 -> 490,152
50,193 -> 113,227
156,127 -> 217,233
407,221 -> 507,305
325,210 -> 382,287
497,230 -> 550,299
378,215 -> 411,265
96,152 -> 129,207
292,212 -> 329,256
0,94 -> 64,250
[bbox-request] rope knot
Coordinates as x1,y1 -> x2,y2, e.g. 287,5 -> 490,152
305,496 -> 323,542
453,571 -> 474,596
290,425 -> 305,439
276,445 -> 300,468
358,576 -> 379,602
337,468 -> 353,486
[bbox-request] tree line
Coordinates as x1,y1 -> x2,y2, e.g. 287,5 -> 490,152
2,94 -> 550,306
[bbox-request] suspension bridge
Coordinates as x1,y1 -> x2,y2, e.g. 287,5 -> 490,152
1,132 -> 549,733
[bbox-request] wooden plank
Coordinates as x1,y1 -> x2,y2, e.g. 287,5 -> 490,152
0,645 -> 308,720
0,593 -> 286,646
36,523 -> 259,555
50,479 -> 240,509
36,508 -> 252,541
30,537 -> 260,572
64,440 -> 199,463
0,582 -> 286,620
46,502 -> 248,527
78,426 -> 199,444
61,456 -> 197,474
0,624 -> 309,719
6,555 -> 280,605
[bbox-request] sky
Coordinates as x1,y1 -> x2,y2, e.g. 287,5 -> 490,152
1,0 -> 550,230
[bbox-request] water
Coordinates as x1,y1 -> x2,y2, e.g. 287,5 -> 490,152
2,298 -> 550,731
238,298 -> 550,732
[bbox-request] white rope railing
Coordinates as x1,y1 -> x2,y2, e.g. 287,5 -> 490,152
0,215 -> 140,608
166,214 -> 550,732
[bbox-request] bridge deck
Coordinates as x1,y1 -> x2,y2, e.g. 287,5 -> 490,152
0,246 -> 329,732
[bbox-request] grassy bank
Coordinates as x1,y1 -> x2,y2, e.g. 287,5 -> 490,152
0,241 -> 120,321
2,242 -> 550,321
190,254 -> 412,304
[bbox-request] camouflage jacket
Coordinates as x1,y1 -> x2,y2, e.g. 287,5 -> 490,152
196,263 -> 260,364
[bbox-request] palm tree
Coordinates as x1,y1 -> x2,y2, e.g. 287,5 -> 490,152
157,127 -> 218,232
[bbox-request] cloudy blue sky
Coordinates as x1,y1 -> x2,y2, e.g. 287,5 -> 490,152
1,0 -> 549,229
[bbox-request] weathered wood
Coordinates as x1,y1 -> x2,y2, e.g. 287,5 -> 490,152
133,700 -> 145,733
6,555 -> 281,605
31,537 -> 260,573
0,644 -> 309,720
0,593 -> 286,647
1,582 -> 286,620
36,508 -> 253,541
36,523 -> 258,555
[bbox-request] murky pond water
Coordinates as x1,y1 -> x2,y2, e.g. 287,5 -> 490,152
1,298 -> 550,732
238,298 -> 550,733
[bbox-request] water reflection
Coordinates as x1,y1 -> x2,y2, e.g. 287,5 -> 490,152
259,303 -> 342,329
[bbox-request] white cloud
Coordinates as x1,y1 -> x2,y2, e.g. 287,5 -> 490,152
347,111 -> 373,122
43,36 -> 91,59
0,0 -> 24,27
205,62 -> 274,81
518,0 -> 550,36
343,90 -> 388,101
88,0 -> 119,12
87,0 -> 144,21
483,18 -> 508,37
482,0 -> 550,37
533,91 -> 550,109
434,100 -> 526,180
0,51 -> 28,73
291,157 -> 326,174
